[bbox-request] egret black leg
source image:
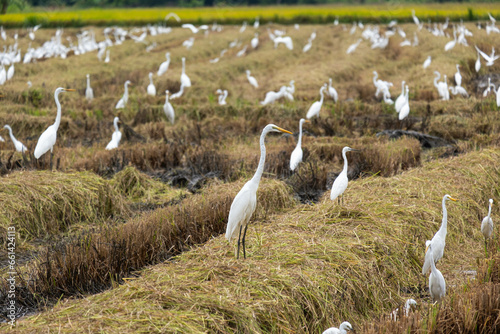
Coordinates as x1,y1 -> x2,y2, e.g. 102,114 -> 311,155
237,225 -> 243,259
49,151 -> 54,171
242,224 -> 249,259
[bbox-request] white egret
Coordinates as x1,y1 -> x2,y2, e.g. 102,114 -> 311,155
104,50 -> 110,63
475,45 -> 500,66
7,64 -> 14,80
444,29 -> 457,51
454,64 -> 462,87
163,90 -> 175,124
346,39 -> 362,54
170,84 -> 184,100
475,52 -> 481,72
395,81 -> 406,113
85,74 -> 94,102
180,57 -> 191,88
260,86 -> 287,105
373,71 -> 393,98
115,80 -> 132,109
105,116 -> 122,150
422,194 -> 457,275
246,70 -> 258,88
225,124 -> 292,259
3,125 -> 27,153
303,39 -> 312,53
481,199 -> 494,253
449,85 -> 469,98
306,84 -> 327,119
157,52 -> 170,76
399,86 -> 410,121
423,56 -> 431,69
327,78 -> 338,103
330,147 -> 359,204
483,78 -> 494,97
322,321 -> 353,334
428,244 -> 446,303
290,119 -> 309,171
181,23 -> 208,34
251,33 -> 259,49
216,89 -> 228,105
391,299 -> 417,321
34,87 -> 74,159
147,72 -> 156,96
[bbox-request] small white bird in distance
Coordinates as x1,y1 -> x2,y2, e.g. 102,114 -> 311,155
115,80 -> 132,109
306,84 -> 327,119
147,72 -> 156,96
423,56 -> 431,69
290,118 -> 310,171
395,81 -> 406,113
454,64 -> 462,87
390,298 -> 417,321
428,244 -> 446,303
398,86 -> 410,121
105,116 -> 122,150
157,52 -> 170,76
475,45 -> 500,66
246,70 -> 258,88
330,147 -> 359,204
251,33 -> 259,49
163,90 -> 175,124
476,52 -> 481,72
180,57 -> 191,88
322,321 -> 353,334
327,78 -> 338,103
225,124 -> 292,259
181,23 -> 208,34
346,39 -> 362,54
3,125 -> 27,153
85,74 -> 94,102
481,198 -> 494,254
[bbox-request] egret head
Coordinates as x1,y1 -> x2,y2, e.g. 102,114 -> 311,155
443,194 -> 457,202
165,90 -> 169,94
343,146 -> 359,154
86,74 -> 90,78
125,80 -> 132,87
339,322 -> 353,331
166,52 -> 170,58
299,118 -> 310,125
55,87 -> 75,96
246,70 -> 250,75
489,198 -> 494,205
405,298 -> 417,308
266,124 -> 292,135
149,72 -> 153,79
216,89 -> 222,94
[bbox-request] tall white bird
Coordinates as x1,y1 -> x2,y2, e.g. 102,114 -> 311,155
181,23 -> 208,34
454,64 -> 462,87
115,80 -> 132,109
260,86 -> 287,105
157,52 -> 171,76
6,64 -> 14,80
327,78 -> 338,103
216,89 -> 228,105
399,86 -> 410,121
475,52 -> 481,72
306,84 -> 327,119
428,244 -> 446,303
444,29 -> 457,51
322,321 -> 353,334
330,146 -> 359,203
422,194 -> 457,275
34,87 -> 74,159
85,74 -> 94,102
251,33 -> 259,49
170,84 -> 184,100
105,116 -> 122,150
395,81 -> 406,113
163,90 -> 175,124
147,72 -> 156,96
3,125 -> 27,153
481,199 -> 494,247
449,85 -> 469,98
423,56 -> 432,69
346,39 -> 362,54
475,45 -> 500,66
246,70 -> 258,88
225,124 -> 292,259
290,118 -> 309,171
180,57 -> 191,88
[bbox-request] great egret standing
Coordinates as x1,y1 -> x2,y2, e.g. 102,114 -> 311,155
454,64 -> 462,87
225,124 -> 292,259
105,116 -> 122,150
85,74 -> 94,102
180,57 -> 191,88
399,86 -> 410,121
251,33 -> 259,49
423,56 -> 431,69
163,90 -> 175,124
157,52 -> 171,76
34,87 -> 74,159
330,147 -> 359,204
290,118 -> 309,171
3,125 -> 27,153
428,244 -> 446,303
322,321 -> 353,334
475,52 -> 481,72
246,70 -> 258,88
395,81 -> 406,113
115,80 -> 132,109
147,72 -> 156,96
306,84 -> 327,119
444,29 -> 457,51
422,194 -> 457,275
328,78 -> 338,103
481,198 -> 494,254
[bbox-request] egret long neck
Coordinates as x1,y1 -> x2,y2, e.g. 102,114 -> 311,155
124,83 -> 129,98
54,92 -> 62,129
87,76 -> 90,87
342,149 -> 348,173
297,121 -> 304,146
114,118 -> 119,132
438,198 -> 448,235
251,130 -> 268,184
319,88 -> 325,103
488,203 -> 492,219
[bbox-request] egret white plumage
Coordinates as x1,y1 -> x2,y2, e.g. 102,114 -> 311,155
147,72 -> 156,96
444,29 -> 457,51
251,33 -> 259,49
180,57 -> 191,88
163,90 -> 175,124
246,70 -> 258,88
449,85 -> 469,98
330,147 -> 359,204
7,64 -> 14,80
475,45 -> 500,66
454,64 -> 462,87
476,52 -> 481,72
423,56 -> 431,69
115,80 -> 132,109
290,118 -> 309,171
105,116 -> 122,150
34,87 -> 74,159
85,74 -> 94,102
216,89 -> 228,105
3,125 -> 27,153
428,244 -> 446,303
398,86 -> 410,121
306,84 -> 327,119
322,321 -> 353,334
157,52 -> 170,76
395,81 -> 406,113
260,86 -> 287,105
422,194 -> 457,275
327,78 -> 338,103
481,199 -> 494,251
225,124 -> 292,259
346,39 -> 362,54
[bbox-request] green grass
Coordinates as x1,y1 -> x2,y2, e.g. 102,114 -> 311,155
1,3 -> 500,27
